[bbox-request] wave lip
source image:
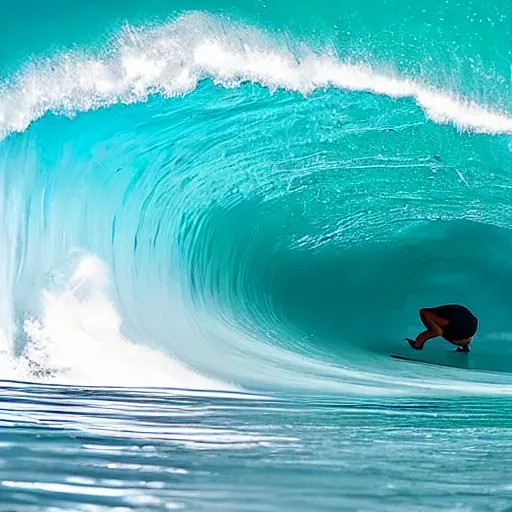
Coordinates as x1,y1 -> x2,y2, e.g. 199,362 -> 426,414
1,13 -> 511,140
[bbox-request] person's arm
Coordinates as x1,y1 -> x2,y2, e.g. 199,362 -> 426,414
406,325 -> 442,349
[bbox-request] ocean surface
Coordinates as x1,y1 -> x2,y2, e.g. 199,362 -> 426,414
1,0 -> 512,510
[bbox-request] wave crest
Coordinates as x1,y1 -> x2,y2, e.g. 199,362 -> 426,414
1,12 -> 511,139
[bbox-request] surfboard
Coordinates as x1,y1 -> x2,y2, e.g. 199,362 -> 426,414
390,353 -> 469,370
391,351 -> 512,374
391,340 -> 512,373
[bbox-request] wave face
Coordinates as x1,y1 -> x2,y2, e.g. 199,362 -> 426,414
1,6 -> 512,396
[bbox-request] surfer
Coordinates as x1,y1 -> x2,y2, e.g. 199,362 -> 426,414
406,305 -> 478,353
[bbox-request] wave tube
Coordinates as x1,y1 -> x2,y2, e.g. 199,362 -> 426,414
0,13 -> 511,394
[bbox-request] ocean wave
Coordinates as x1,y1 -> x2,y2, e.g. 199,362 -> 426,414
0,12 -> 511,395
1,12 -> 511,140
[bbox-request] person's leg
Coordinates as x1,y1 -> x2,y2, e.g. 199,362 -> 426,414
420,308 -> 450,330
406,308 -> 449,350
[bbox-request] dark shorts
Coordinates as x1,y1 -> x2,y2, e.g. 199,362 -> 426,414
422,305 -> 478,342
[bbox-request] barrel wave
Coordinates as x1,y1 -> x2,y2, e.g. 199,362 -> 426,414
1,10 -> 512,397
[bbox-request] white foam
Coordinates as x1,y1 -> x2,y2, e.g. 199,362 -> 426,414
13,253 -> 234,390
0,12 -> 511,139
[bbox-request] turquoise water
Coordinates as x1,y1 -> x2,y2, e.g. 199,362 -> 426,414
1,0 -> 512,510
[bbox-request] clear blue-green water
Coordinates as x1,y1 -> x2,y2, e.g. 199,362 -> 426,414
1,1 -> 512,510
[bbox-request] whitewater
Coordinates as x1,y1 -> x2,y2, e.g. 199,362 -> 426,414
0,2 -> 511,511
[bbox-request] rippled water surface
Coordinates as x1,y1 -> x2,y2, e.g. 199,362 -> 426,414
2,384 -> 512,511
